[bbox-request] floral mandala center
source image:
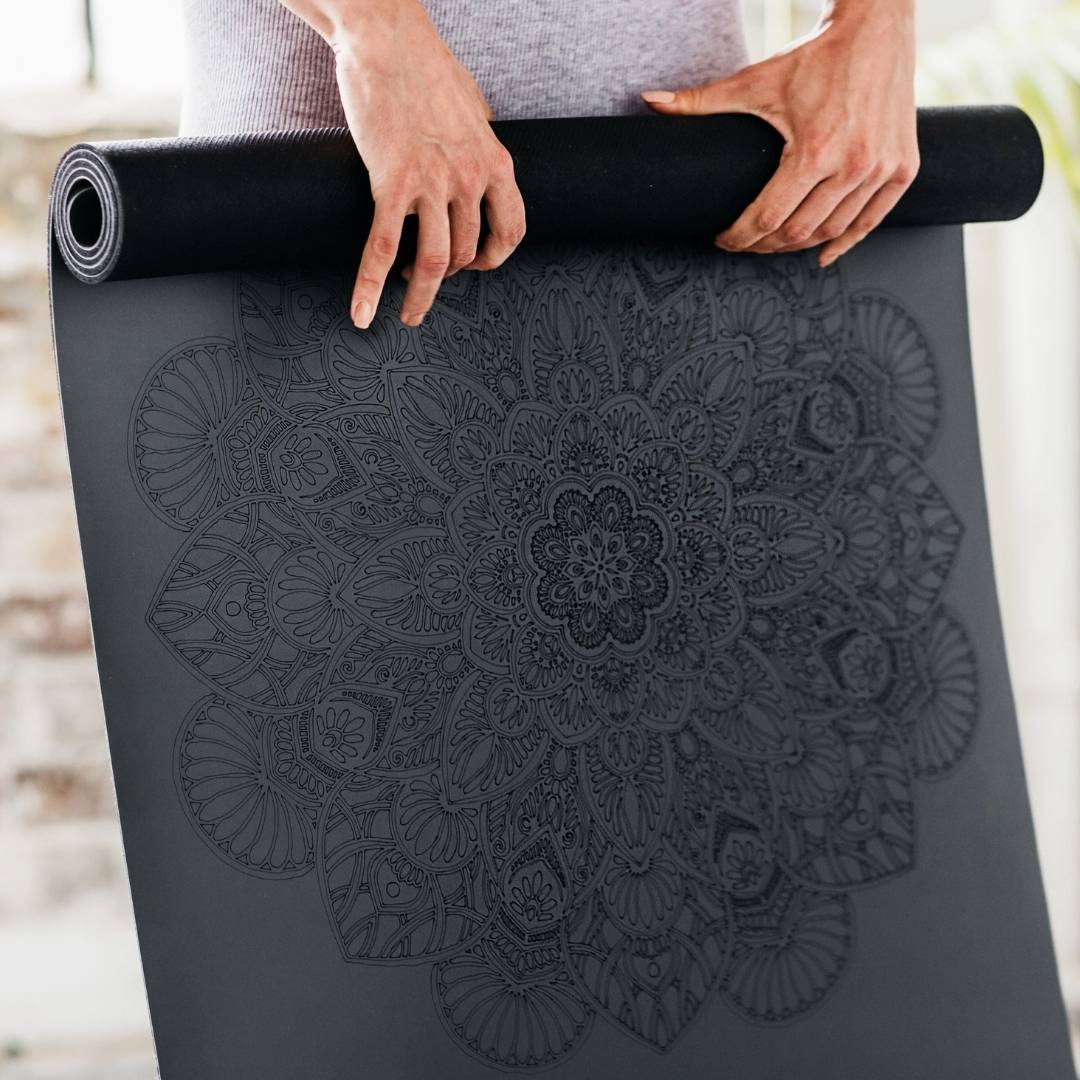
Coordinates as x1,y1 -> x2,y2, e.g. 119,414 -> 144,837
524,479 -> 673,655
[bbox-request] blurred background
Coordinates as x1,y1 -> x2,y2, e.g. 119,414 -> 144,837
0,1 -> 1077,1076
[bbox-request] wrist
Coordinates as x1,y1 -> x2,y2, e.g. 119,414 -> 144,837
284,0 -> 422,55
825,0 -> 915,34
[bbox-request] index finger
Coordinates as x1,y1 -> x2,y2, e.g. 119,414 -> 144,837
351,198 -> 408,329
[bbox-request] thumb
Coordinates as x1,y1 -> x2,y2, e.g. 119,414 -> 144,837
641,68 -> 759,117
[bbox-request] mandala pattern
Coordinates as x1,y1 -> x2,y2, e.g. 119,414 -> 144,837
132,246 -> 979,1070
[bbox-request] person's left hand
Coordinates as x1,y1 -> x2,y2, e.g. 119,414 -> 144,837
641,0 -> 919,267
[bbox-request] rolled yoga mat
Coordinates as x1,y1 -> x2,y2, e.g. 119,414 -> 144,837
49,106 -> 1073,1079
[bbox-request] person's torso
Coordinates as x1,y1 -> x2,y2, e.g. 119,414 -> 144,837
180,0 -> 748,134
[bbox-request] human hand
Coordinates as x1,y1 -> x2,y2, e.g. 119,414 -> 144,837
284,0 -> 526,327
642,0 -> 919,267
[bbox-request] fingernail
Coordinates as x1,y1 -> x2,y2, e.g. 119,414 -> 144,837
352,301 -> 372,329
402,311 -> 425,327
819,252 -> 837,268
641,90 -> 676,104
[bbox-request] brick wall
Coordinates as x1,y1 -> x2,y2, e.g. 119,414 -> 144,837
0,110 -> 163,1077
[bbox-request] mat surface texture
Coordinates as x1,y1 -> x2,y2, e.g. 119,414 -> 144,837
49,112 -> 1073,1079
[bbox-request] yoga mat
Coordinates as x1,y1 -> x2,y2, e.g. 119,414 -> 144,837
49,107 -> 1073,1079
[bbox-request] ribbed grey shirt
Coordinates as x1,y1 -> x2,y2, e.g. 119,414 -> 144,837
180,0 -> 748,134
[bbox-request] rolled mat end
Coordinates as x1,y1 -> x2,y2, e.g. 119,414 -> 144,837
51,145 -> 122,285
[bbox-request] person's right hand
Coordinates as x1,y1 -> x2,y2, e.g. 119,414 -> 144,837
285,0 -> 526,329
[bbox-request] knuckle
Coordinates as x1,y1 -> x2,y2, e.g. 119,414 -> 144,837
819,221 -> 846,242
755,210 -> 785,234
781,220 -> 811,245
449,245 -> 477,269
497,221 -> 527,248
461,178 -> 487,202
843,156 -> 872,182
354,273 -> 384,293
478,239 -> 514,269
853,215 -> 877,238
415,251 -> 450,274
866,160 -> 892,185
894,157 -> 920,185
367,231 -> 398,260
682,86 -> 708,112
843,140 -> 875,178
492,144 -> 516,175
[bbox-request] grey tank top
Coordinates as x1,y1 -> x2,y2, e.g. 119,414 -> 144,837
180,0 -> 749,134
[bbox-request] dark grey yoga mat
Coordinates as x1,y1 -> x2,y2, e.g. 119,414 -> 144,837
49,113 -> 1073,1079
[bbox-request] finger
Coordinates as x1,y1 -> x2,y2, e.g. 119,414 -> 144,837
715,151 -> 820,252
801,177 -> 880,249
641,64 -> 770,119
445,196 -> 482,278
351,198 -> 407,329
400,201 -> 451,326
819,178 -> 909,267
760,179 -> 875,254
745,170 -> 869,254
463,173 -> 526,271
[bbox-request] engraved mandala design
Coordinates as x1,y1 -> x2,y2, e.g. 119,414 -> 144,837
131,246 -> 978,1070
525,477 -> 673,655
